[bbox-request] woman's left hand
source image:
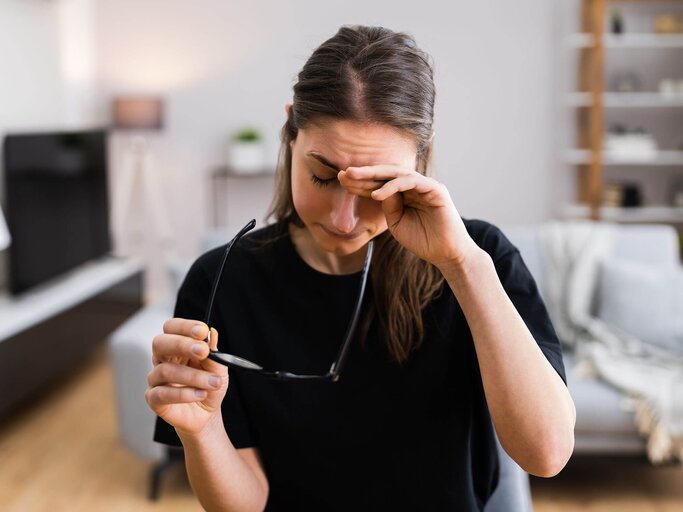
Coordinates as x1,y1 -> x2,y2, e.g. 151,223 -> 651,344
338,165 -> 481,270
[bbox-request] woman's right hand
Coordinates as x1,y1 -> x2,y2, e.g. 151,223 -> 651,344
145,318 -> 229,436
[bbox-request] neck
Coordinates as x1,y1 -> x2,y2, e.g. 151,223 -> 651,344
289,223 -> 366,275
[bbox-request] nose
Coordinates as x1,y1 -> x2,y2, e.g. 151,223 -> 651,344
329,189 -> 360,234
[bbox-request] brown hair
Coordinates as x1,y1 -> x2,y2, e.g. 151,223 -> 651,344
267,25 -> 444,364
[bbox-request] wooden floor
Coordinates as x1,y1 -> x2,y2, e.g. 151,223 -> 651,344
1,348 -> 682,512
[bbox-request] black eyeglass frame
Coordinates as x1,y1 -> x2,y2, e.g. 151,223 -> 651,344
202,219 -> 373,382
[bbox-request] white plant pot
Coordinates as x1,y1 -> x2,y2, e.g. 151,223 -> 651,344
228,142 -> 265,175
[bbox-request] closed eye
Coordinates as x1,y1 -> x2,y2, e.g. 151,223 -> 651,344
310,174 -> 336,187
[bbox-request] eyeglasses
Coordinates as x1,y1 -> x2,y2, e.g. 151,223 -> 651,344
202,219 -> 373,382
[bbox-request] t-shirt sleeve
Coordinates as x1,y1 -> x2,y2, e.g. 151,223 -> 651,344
493,247 -> 567,384
153,254 -> 257,448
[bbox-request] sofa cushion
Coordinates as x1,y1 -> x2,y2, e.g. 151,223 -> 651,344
596,259 -> 683,354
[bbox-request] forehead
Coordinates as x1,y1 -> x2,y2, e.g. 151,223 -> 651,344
297,119 -> 417,168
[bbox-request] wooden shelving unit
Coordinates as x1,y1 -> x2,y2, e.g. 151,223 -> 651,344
568,0 -> 683,226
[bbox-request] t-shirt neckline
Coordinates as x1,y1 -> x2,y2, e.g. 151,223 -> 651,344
281,228 -> 364,281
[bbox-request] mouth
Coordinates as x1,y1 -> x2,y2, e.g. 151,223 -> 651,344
319,224 -> 364,240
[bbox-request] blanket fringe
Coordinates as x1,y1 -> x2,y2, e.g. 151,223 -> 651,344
571,359 -> 597,379
632,398 -> 683,464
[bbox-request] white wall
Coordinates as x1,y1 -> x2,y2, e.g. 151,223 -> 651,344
1,0 -> 563,300
94,0 -> 561,299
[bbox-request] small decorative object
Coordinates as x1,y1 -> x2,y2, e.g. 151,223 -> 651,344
659,78 -> 677,97
602,183 -> 624,208
602,181 -> 644,208
654,14 -> 683,34
611,71 -> 641,93
621,183 -> 643,208
604,124 -> 658,161
611,10 -> 624,35
228,127 -> 266,175
670,177 -> 683,208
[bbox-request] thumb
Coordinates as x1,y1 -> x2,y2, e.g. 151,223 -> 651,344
202,327 -> 226,374
208,327 -> 219,352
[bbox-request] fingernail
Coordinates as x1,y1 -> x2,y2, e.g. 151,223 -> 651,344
195,389 -> 207,399
208,375 -> 221,388
192,344 -> 204,356
191,325 -> 204,337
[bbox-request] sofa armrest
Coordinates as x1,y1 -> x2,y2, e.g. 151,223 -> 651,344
108,304 -> 173,461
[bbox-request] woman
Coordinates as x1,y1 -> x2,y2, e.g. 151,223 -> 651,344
147,25 -> 575,511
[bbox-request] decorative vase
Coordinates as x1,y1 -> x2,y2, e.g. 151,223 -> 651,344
228,141 -> 265,175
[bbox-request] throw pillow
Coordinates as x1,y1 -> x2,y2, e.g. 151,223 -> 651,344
596,258 -> 683,354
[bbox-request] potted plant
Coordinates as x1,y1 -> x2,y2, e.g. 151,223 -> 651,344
228,127 -> 266,175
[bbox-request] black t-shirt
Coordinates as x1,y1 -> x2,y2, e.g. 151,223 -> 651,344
154,219 -> 566,511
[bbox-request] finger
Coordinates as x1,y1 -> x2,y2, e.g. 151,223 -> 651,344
152,332 -> 210,363
148,362 -> 224,390
338,171 -> 386,191
337,184 -> 379,199
343,165 -> 415,181
145,385 -> 208,408
370,175 -> 437,202
338,171 -> 393,199
163,318 -> 209,341
380,192 -> 404,229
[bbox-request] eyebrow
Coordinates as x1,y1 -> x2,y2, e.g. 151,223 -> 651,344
306,152 -> 341,173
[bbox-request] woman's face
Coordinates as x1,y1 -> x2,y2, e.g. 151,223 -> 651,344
290,118 -> 418,256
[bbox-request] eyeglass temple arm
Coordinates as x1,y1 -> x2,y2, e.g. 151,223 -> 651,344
203,219 -> 256,343
328,240 -> 374,381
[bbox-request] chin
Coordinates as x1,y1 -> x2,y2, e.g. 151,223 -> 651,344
313,232 -> 370,255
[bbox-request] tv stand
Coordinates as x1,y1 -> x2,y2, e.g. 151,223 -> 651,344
0,256 -> 144,418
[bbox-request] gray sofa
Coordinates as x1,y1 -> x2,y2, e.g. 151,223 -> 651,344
504,223 -> 680,456
108,222 -> 680,508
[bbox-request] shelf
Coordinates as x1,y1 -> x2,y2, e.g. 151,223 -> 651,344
565,149 -> 683,165
563,204 -> 683,223
567,1 -> 683,227
567,92 -> 683,107
213,166 -> 275,178
568,33 -> 683,48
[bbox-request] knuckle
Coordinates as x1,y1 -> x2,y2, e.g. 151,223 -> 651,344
144,387 -> 155,406
157,386 -> 171,403
152,334 -> 164,352
157,363 -> 172,381
154,387 -> 166,403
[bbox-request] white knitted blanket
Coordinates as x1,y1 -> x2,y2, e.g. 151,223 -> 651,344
538,220 -> 683,463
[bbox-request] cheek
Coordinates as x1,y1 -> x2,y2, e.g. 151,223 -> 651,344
291,171 -> 326,220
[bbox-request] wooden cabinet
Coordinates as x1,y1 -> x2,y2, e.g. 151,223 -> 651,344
0,258 -> 143,418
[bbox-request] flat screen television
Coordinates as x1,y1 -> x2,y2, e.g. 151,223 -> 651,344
2,129 -> 111,295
